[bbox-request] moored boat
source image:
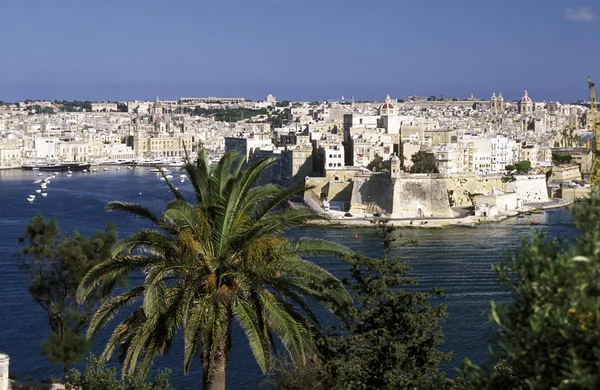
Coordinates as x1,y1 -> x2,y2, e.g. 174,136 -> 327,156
22,162 -> 91,172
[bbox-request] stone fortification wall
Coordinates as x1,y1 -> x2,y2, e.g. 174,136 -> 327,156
304,177 -> 329,202
445,174 -> 504,207
504,175 -> 549,203
550,165 -> 581,183
304,177 -> 354,202
350,175 -> 394,215
392,174 -> 454,218
327,182 -> 354,201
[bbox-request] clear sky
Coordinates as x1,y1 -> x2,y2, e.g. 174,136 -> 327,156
0,0 -> 599,102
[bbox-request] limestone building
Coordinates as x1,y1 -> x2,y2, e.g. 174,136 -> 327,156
90,103 -> 118,112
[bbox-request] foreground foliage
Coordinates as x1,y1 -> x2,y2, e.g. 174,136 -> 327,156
458,189 -> 600,389
16,214 -> 118,375
78,150 -> 353,390
65,354 -> 172,390
267,224 -> 452,390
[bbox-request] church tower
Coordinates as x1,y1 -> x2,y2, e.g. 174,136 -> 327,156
379,94 -> 400,134
497,93 -> 504,114
389,153 -> 402,179
490,93 -> 497,114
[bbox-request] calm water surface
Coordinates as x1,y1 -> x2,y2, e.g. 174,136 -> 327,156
0,168 -> 577,388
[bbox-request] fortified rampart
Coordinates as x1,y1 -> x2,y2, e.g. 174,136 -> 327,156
349,173 -> 453,218
309,172 -> 550,218
503,174 -> 549,203
391,174 -> 454,218
445,174 -> 504,207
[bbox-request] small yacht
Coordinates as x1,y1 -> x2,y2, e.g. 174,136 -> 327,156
128,166 -> 133,170
35,189 -> 42,194
66,172 -> 72,177
103,167 -> 108,172
116,167 -> 121,171
40,183 -> 47,189
180,179 -> 185,183
27,197 -> 35,202
37,173 -> 43,176
41,193 -> 48,197
53,171 -> 60,175
82,169 -> 88,173
92,168 -> 98,172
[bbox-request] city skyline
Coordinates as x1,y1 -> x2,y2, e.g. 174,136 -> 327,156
0,0 -> 598,102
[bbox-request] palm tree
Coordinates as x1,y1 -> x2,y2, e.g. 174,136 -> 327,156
77,150 -> 353,390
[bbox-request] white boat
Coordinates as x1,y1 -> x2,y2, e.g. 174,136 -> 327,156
67,173 -> 72,177
128,166 -> 133,170
180,174 -> 187,178
35,189 -> 41,194
180,179 -> 185,183
41,193 -> 48,197
166,175 -> 174,179
82,169 -> 88,173
150,168 -> 171,174
116,167 -> 121,171
27,197 -> 35,202
28,195 -> 36,199
37,173 -> 43,176
54,171 -> 59,175
92,168 -> 98,172
103,168 -> 108,172
40,184 -> 47,189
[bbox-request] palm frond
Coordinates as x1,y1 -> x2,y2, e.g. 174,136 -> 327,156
87,285 -> 145,338
77,255 -> 158,303
232,297 -> 271,373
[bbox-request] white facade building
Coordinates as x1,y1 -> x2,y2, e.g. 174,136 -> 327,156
34,137 -> 59,159
323,145 -> 345,170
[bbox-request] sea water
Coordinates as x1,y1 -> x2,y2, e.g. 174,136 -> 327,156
0,168 -> 577,388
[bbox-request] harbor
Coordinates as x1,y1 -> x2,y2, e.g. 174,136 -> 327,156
0,167 -> 578,388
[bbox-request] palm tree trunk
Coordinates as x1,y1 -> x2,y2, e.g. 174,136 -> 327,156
204,331 -> 228,390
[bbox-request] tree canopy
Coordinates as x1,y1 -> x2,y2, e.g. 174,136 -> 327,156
266,224 -> 452,390
65,354 -> 172,390
410,151 -> 439,174
552,152 -> 573,165
366,154 -> 391,173
457,188 -> 600,389
78,150 -> 354,390
323,224 -> 451,389
16,214 -> 119,375
505,160 -> 531,174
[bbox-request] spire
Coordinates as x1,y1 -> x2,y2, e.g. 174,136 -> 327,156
523,90 -> 528,97
385,93 -> 391,103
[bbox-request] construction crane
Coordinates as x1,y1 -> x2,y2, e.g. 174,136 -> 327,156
589,77 -> 600,186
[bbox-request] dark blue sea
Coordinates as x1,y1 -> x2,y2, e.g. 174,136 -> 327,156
0,168 -> 577,388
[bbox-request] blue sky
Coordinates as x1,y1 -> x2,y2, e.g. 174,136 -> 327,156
0,0 -> 598,102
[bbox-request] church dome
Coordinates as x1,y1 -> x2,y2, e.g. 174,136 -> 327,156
379,94 -> 395,112
520,90 -> 533,104
491,93 -> 497,101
